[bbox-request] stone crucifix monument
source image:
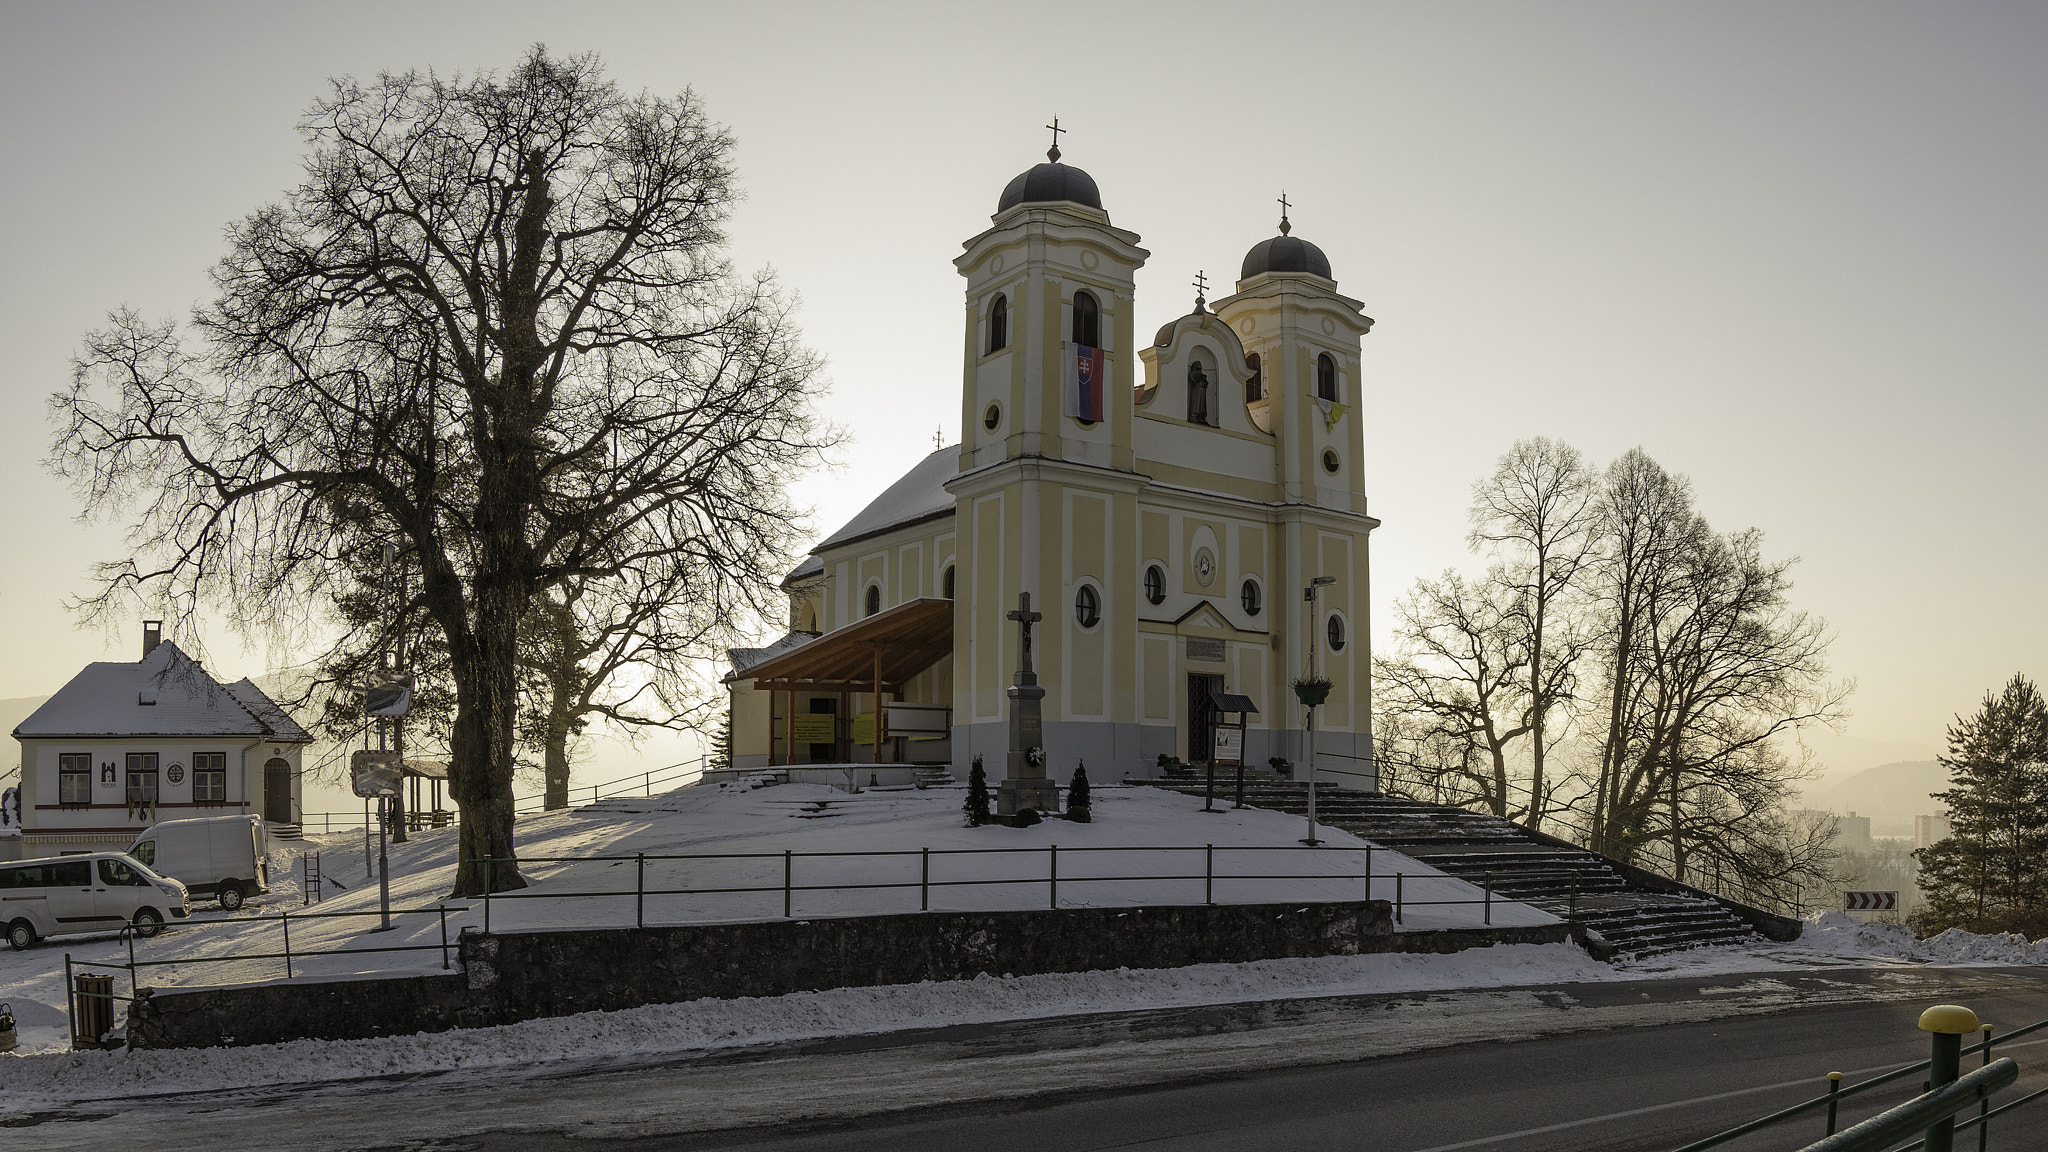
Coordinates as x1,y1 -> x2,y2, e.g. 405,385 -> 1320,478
998,591 -> 1061,817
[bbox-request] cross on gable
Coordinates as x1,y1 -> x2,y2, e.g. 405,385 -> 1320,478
1192,270 -> 1209,298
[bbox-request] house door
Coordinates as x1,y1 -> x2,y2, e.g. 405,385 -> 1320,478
1187,674 -> 1223,763
263,758 -> 292,824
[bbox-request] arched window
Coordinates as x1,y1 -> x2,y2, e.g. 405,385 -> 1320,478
1074,584 -> 1100,629
1241,579 -> 1262,616
1245,352 -> 1262,402
987,294 -> 1008,354
942,565 -> 956,600
865,584 -> 882,617
1326,613 -> 1347,652
1317,353 -> 1338,402
1072,291 -> 1100,349
1144,565 -> 1165,605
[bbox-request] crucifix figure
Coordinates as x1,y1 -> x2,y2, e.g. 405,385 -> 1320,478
1007,592 -> 1043,678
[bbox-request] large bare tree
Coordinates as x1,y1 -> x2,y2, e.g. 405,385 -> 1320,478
1468,437 -> 1600,831
50,49 -> 830,894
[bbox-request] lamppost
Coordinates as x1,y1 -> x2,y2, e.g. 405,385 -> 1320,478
1300,575 -> 1336,846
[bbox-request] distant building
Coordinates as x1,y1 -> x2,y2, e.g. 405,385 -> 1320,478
1837,811 -> 1872,850
7,622 -> 312,858
1915,813 -> 1952,850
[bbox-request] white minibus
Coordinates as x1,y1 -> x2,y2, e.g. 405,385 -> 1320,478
1,852 -> 190,950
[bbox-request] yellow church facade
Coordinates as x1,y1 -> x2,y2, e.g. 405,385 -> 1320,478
727,146 -> 1379,790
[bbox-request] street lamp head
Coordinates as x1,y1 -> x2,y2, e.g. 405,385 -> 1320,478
1311,576 -> 1336,586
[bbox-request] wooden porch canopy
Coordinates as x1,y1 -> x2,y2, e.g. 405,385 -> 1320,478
744,597 -> 953,692
742,597 -> 953,766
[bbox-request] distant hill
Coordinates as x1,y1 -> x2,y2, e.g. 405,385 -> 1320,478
1799,760 -> 1948,832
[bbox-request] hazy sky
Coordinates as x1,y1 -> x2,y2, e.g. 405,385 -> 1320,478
2,2 -> 2042,785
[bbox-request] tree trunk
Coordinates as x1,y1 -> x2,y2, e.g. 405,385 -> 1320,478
543,684 -> 574,810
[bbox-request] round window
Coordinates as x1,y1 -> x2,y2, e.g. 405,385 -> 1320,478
1241,579 -> 1262,616
1144,565 -> 1165,605
1322,449 -> 1341,474
1074,584 -> 1100,629
1326,614 -> 1347,652
983,403 -> 1002,431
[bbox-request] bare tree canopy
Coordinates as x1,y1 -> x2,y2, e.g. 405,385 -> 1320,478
50,47 -> 832,894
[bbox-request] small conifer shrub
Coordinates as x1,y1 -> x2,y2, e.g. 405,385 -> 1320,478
1067,761 -> 1092,822
964,755 -> 992,827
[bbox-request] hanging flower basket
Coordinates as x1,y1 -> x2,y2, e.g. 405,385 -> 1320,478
1291,676 -> 1333,707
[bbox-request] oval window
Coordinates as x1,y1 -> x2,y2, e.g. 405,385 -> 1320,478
1144,565 -> 1165,605
1241,579 -> 1262,616
983,402 -> 1002,432
1322,448 -> 1340,474
1326,614 -> 1346,652
1074,584 -> 1101,629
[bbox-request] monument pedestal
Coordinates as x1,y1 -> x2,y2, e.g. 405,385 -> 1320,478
997,678 -> 1061,816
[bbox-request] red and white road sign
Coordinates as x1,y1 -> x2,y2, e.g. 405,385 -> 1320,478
1845,891 -> 1899,911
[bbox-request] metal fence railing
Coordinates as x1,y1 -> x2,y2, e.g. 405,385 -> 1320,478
294,756 -> 708,834
467,845 -> 1592,934
1672,1007 -> 2047,1152
63,903 -> 469,1049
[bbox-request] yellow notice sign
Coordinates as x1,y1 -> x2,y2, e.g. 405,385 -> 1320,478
851,713 -> 877,745
791,714 -> 836,743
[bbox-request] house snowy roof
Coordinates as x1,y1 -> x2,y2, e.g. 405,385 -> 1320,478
13,642 -> 313,742
812,445 -> 958,552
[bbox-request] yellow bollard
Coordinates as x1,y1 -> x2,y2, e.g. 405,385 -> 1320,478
1919,1004 -> 1980,1152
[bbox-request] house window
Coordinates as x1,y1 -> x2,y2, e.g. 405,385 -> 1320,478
1326,614 -> 1347,652
1245,352 -> 1262,403
942,565 -> 956,600
1317,353 -> 1338,402
193,751 -> 227,804
987,294 -> 1008,354
1144,565 -> 1165,605
126,752 -> 159,803
1241,579 -> 1263,616
865,584 -> 882,617
1074,584 -> 1100,629
1072,291 -> 1100,348
59,753 -> 91,805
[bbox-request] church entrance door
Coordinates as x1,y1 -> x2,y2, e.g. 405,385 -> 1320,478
1187,674 -> 1223,764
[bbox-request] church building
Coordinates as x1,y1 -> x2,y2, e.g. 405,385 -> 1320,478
727,142 -> 1379,792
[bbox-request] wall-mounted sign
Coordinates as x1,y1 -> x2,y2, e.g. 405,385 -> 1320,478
1186,638 -> 1226,663
791,714 -> 836,744
99,764 -> 116,786
167,763 -> 185,785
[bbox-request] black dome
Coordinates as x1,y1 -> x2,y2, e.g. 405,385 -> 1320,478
998,161 -> 1103,213
1240,234 -> 1332,280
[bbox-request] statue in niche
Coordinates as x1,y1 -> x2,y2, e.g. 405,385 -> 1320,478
1187,359 -> 1211,426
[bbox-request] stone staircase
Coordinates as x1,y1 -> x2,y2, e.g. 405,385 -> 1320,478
913,765 -> 957,788
1133,778 -> 1786,960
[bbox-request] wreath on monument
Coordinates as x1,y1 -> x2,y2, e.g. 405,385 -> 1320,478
1026,746 -> 1045,768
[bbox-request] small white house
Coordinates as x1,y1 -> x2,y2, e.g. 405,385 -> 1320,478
8,624 -> 312,858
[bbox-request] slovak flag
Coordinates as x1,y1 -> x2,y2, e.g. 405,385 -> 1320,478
1064,343 -> 1107,422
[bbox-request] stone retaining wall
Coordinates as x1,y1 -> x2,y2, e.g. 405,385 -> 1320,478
127,900 -> 1569,1049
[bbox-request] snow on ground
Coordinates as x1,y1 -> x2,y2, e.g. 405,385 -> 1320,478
0,782 -> 1549,1055
2,782 -> 2043,1111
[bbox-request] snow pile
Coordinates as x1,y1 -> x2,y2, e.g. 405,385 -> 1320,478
0,942 -> 1612,1110
1797,911 -> 2048,965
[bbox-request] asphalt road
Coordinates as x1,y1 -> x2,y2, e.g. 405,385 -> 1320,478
15,965 -> 2048,1151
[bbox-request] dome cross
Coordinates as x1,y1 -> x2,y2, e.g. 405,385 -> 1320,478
1045,116 -> 1066,162
1277,190 -> 1292,235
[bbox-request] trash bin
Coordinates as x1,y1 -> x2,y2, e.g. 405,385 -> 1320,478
0,1001 -> 15,1052
73,972 -> 115,1049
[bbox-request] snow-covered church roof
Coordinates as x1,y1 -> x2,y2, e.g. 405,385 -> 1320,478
726,631 -> 817,681
812,445 -> 958,552
13,641 -> 313,742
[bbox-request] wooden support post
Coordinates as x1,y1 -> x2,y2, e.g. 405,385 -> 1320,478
780,687 -> 794,767
872,649 -> 884,765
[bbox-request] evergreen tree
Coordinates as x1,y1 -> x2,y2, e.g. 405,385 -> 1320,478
964,755 -> 991,827
1066,762 -> 1092,823
1913,675 -> 2048,937
705,711 -> 732,775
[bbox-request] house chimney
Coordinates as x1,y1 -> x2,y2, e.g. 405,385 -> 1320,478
143,620 -> 162,658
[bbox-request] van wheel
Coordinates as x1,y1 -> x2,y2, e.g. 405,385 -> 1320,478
131,908 -> 164,938
216,882 -> 244,911
7,919 -> 34,951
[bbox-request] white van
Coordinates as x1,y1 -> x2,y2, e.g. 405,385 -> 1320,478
1,852 -> 190,950
129,815 -> 270,911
